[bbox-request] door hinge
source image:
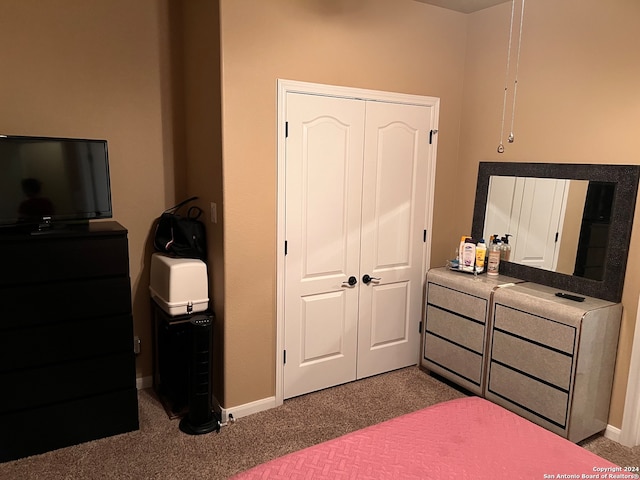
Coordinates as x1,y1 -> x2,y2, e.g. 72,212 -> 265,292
423,229 -> 427,242
419,321 -> 423,333
285,121 -> 289,138
429,129 -> 438,144
283,350 -> 287,364
285,240 -> 288,255
555,232 -> 559,242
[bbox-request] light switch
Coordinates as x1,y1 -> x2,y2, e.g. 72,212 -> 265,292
210,202 -> 217,224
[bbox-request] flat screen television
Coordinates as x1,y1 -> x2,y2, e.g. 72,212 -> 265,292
0,135 -> 112,233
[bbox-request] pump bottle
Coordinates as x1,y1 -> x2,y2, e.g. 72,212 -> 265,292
487,235 -> 501,276
500,234 -> 512,261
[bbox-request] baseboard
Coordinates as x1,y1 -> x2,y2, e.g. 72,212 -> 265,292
220,396 -> 277,423
136,375 -> 153,390
604,423 -> 621,443
134,376 -> 276,424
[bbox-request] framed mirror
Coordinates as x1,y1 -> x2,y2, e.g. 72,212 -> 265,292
471,162 -> 640,302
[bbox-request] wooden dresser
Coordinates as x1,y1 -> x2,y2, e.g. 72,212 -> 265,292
0,221 -> 139,462
422,267 -> 621,442
487,282 -> 621,442
422,267 -> 522,395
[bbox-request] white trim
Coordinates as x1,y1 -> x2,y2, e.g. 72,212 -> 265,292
220,396 -> 277,423
275,79 -> 440,407
604,423 -> 621,443
136,375 -> 153,390
619,295 -> 640,447
277,79 -> 441,107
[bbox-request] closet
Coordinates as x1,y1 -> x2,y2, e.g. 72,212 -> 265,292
282,86 -> 438,399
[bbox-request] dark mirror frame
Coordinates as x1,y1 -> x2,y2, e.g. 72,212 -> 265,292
472,162 -> 640,302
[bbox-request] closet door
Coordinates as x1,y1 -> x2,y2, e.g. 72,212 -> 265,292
484,177 -> 569,270
283,93 -> 365,399
511,178 -> 568,270
356,101 -> 430,379
283,92 -> 432,399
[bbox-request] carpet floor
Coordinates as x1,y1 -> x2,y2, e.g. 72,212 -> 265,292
1,367 -> 638,479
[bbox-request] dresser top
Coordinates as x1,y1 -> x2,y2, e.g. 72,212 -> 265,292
492,282 -> 621,327
428,267 -> 523,287
0,220 -> 126,241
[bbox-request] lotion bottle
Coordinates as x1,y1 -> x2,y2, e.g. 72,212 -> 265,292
462,238 -> 476,272
458,236 -> 469,270
475,239 -> 487,273
487,235 -> 501,276
500,234 -> 512,261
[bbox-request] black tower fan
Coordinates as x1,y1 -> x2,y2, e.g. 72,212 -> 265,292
179,313 -> 220,435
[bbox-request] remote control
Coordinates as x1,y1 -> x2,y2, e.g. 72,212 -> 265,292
555,292 -> 585,302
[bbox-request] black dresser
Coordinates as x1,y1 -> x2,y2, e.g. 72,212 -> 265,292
0,221 -> 139,462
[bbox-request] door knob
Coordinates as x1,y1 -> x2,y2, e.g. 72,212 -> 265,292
342,276 -> 358,287
362,274 -> 381,284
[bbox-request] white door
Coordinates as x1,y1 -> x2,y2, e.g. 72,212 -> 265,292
283,93 -> 365,398
484,175 -> 517,241
484,176 -> 569,270
357,101 -> 429,378
511,178 -> 568,270
284,92 -> 432,398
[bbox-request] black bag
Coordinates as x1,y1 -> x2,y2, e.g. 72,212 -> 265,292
154,196 -> 207,261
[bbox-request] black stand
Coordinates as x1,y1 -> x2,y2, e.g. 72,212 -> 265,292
178,313 -> 220,435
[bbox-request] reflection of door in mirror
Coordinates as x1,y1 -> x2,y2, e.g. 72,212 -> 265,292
484,177 -> 592,275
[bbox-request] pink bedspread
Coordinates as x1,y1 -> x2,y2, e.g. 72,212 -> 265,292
231,396 -> 624,480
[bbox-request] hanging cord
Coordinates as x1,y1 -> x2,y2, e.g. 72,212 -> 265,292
508,0 -> 526,143
497,0 -> 516,154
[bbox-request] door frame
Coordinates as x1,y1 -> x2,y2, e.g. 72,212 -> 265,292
619,295 -> 640,446
275,79 -> 440,406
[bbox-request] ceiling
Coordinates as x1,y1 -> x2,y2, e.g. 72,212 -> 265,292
415,0 -> 510,14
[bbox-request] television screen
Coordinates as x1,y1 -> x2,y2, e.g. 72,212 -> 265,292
0,135 -> 112,230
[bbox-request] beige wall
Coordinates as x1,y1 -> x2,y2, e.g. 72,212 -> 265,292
218,0 -> 468,407
0,0 -> 173,379
460,0 -> 640,427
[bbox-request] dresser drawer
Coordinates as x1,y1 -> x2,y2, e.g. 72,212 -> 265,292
0,351 -> 136,413
424,333 -> 482,385
426,305 -> 485,353
488,362 -> 569,427
491,330 -> 572,390
0,314 -> 133,372
0,235 -> 129,286
427,283 -> 487,323
0,387 -> 139,462
0,277 -> 132,329
493,304 -> 576,354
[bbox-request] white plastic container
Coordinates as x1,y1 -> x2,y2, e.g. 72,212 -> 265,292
149,253 -> 209,316
461,240 -> 476,272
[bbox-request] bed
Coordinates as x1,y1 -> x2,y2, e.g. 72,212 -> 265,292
231,396 -> 623,479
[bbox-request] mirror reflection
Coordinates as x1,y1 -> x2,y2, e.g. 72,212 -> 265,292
484,176 -> 614,281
